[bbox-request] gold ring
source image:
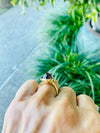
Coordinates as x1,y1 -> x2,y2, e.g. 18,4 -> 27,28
39,73 -> 58,95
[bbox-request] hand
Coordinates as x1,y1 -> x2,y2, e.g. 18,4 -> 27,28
2,79 -> 100,133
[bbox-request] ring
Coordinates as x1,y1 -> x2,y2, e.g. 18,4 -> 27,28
39,73 -> 58,95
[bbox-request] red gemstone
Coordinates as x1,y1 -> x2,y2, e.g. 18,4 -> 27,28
43,73 -> 52,79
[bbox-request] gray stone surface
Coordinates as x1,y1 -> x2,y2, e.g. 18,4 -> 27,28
0,5 -> 42,86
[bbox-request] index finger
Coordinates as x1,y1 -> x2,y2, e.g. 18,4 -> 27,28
15,80 -> 39,101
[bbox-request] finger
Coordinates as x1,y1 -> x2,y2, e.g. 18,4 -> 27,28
15,80 -> 39,101
57,87 -> 77,107
36,79 -> 59,105
77,94 -> 98,112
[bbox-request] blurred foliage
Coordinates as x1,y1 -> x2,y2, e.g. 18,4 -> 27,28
11,0 -> 56,7
67,0 -> 100,23
11,0 -> 100,16
11,0 -> 100,22
38,2 -> 85,47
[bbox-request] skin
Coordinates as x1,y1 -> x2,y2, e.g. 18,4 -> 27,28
2,79 -> 100,133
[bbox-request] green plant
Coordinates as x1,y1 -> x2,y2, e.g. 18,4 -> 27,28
11,0 -> 56,7
11,0 -> 100,19
38,0 -> 100,47
31,43 -> 100,106
38,2 -> 84,48
11,0 -> 100,31
68,0 -> 100,31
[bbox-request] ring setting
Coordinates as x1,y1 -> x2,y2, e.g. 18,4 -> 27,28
40,73 -> 58,95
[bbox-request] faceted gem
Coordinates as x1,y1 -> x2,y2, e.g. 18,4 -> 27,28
43,73 -> 52,79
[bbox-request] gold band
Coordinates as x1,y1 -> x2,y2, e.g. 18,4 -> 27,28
40,78 -> 58,95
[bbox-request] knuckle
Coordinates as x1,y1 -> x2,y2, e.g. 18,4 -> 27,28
78,94 -> 89,98
78,94 -> 93,102
25,80 -> 38,86
59,87 -> 76,102
61,86 -> 75,94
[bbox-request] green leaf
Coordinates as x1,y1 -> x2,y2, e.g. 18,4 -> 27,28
24,1 -> 29,8
11,0 -> 19,6
36,6 -> 40,11
85,71 -> 95,101
51,0 -> 55,7
11,0 -> 16,6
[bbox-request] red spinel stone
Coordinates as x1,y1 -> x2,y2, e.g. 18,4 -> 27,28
43,73 -> 52,79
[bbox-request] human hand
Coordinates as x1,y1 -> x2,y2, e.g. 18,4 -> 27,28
2,78 -> 100,133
